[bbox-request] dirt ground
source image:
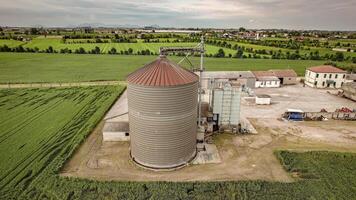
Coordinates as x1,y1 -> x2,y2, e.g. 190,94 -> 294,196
61,83 -> 356,182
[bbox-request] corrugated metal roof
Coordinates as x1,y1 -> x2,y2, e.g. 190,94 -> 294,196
308,65 -> 346,73
198,71 -> 256,79
127,55 -> 198,87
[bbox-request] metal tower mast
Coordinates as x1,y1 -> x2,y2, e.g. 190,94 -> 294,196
159,36 -> 205,127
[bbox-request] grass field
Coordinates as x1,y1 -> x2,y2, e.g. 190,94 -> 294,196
0,52 -> 345,83
0,38 -> 236,55
218,40 -> 356,58
0,86 -> 123,199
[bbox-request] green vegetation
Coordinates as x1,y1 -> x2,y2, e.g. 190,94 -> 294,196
1,52 -> 347,83
0,86 -> 122,199
0,38 -> 236,56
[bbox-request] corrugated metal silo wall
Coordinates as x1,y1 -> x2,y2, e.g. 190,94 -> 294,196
128,82 -> 198,169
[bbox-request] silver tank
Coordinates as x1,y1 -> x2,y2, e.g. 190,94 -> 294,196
128,81 -> 198,169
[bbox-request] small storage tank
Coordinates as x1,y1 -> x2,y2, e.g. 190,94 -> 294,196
127,55 -> 199,169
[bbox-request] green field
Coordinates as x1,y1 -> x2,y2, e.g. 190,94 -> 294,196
1,52 -> 346,83
0,87 -> 356,199
0,38 -> 236,55
218,40 -> 356,58
0,86 -> 122,199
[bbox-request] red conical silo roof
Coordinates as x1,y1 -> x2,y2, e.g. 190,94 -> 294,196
127,55 -> 198,87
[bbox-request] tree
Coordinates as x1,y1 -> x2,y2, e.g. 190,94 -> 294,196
334,52 -> 344,62
235,48 -> 243,58
93,46 -> 100,54
109,47 -> 117,54
239,27 -> 246,32
30,28 -> 39,35
46,46 -> 54,53
215,48 -> 225,58
352,57 -> 356,64
128,48 -> 133,54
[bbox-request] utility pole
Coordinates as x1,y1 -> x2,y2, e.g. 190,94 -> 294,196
198,35 -> 204,127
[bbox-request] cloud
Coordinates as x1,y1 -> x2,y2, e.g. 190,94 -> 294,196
0,0 -> 355,30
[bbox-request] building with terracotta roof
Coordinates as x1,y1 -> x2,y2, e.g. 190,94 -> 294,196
304,65 -> 347,88
252,71 -> 280,88
269,69 -> 298,85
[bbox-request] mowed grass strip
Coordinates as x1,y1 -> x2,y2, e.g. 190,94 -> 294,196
0,52 -> 335,83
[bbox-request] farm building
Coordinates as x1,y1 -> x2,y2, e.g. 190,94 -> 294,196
269,69 -> 298,85
346,73 -> 356,83
127,55 -> 199,169
212,82 -> 241,127
255,94 -> 271,105
198,71 -> 256,89
342,82 -> 356,101
304,65 -> 347,88
252,71 -> 280,88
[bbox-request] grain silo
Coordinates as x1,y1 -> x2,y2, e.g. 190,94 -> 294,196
127,55 -> 199,169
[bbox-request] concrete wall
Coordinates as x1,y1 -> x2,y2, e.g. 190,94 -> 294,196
255,80 -> 280,88
282,77 -> 297,85
103,132 -> 130,142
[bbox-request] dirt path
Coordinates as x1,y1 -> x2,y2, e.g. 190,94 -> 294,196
60,118 -> 356,182
0,81 -> 126,88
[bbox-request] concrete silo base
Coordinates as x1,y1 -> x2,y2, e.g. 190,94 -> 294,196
129,150 -> 198,171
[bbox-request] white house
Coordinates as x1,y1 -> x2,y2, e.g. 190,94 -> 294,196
252,71 -> 281,88
304,65 -> 347,89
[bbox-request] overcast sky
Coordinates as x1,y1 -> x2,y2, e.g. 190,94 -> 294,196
1,0 -> 355,30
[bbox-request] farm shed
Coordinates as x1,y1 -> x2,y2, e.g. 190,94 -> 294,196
198,71 -> 256,89
269,69 -> 298,85
127,55 -> 199,169
255,94 -> 271,105
252,71 -> 280,88
345,74 -> 356,83
342,82 -> 356,101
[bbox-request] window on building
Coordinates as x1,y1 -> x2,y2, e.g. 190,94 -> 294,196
322,82 -> 325,86
316,73 -> 319,78
324,74 -> 327,78
314,81 -> 318,86
343,74 -> 346,78
329,74 -> 332,78
335,74 -> 338,79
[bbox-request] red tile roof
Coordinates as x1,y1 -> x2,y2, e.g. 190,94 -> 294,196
308,65 -> 346,73
127,55 -> 198,87
269,69 -> 297,77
